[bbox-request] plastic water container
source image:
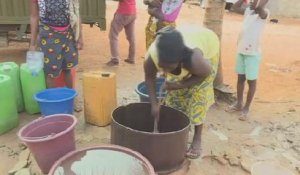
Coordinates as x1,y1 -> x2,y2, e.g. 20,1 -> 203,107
0,74 -> 18,135
0,62 -> 24,112
20,63 -> 46,114
83,71 -> 117,126
18,114 -> 77,174
35,88 -> 77,116
135,77 -> 166,102
26,51 -> 44,76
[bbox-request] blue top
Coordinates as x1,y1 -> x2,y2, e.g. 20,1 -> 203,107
36,0 -> 70,27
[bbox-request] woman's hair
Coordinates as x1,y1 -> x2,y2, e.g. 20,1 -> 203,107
155,26 -> 186,64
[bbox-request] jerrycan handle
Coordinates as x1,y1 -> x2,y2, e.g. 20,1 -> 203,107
101,72 -> 111,78
2,64 -> 12,72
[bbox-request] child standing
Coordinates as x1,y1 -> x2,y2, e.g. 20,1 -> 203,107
227,0 -> 269,120
107,0 -> 136,66
30,0 -> 83,88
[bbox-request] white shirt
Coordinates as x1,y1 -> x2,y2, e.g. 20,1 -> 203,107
237,7 -> 270,55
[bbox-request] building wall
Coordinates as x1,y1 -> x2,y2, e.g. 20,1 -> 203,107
266,0 -> 300,18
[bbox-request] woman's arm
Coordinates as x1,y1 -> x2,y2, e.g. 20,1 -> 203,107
164,49 -> 212,90
147,7 -> 164,20
144,55 -> 159,106
183,49 -> 211,87
144,0 -> 162,7
29,0 -> 39,51
144,55 -> 161,120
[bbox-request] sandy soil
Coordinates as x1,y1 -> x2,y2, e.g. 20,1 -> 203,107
0,1 -> 299,175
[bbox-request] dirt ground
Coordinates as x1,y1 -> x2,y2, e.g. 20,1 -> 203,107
0,1 -> 300,175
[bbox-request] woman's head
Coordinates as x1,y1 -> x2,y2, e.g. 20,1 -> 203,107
155,27 -> 186,72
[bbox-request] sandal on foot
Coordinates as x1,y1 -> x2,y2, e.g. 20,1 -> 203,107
124,58 -> 135,64
106,59 -> 119,66
186,148 -> 202,159
225,104 -> 242,113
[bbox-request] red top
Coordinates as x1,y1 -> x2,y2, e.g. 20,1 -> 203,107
116,0 -> 136,15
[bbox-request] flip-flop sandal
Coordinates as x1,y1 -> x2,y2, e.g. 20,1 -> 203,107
186,148 -> 202,159
186,147 -> 192,153
124,59 -> 135,64
225,105 -> 242,113
106,59 -> 119,66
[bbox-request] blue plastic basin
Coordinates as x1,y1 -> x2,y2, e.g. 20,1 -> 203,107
135,78 -> 166,102
35,88 -> 77,116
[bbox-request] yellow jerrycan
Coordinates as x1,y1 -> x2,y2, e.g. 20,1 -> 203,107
83,71 -> 117,126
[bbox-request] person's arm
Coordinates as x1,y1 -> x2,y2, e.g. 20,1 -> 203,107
148,8 -> 164,20
253,0 -> 270,20
232,0 -> 246,14
144,55 -> 159,106
29,0 -> 39,51
144,0 -> 162,7
165,49 -> 211,90
181,49 -> 212,88
144,55 -> 162,119
255,7 -> 268,19
77,20 -> 83,50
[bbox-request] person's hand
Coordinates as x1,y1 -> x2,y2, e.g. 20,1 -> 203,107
29,45 -> 37,51
164,81 -> 183,91
149,0 -> 162,8
254,6 -> 264,13
77,36 -> 84,50
249,0 -> 256,10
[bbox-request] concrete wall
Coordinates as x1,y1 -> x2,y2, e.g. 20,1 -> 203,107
266,0 -> 300,18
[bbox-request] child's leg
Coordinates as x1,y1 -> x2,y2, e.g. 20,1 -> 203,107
227,54 -> 246,112
240,54 -> 261,120
109,13 -> 125,62
63,69 -> 73,89
237,74 -> 246,108
46,76 -> 56,88
124,15 -> 136,62
244,80 -> 257,113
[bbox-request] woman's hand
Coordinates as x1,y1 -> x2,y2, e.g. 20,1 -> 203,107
164,81 -> 183,91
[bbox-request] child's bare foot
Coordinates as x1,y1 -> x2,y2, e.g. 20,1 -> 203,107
225,103 -> 243,113
239,108 -> 249,121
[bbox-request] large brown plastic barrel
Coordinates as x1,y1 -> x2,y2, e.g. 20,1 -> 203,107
111,103 -> 190,174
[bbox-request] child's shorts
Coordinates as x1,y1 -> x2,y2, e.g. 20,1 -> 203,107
235,53 -> 261,80
38,24 -> 78,78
